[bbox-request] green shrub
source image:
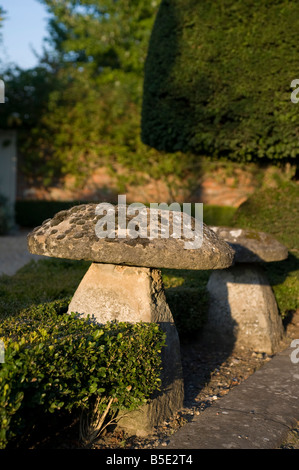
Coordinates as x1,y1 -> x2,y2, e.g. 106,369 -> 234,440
142,0 -> 299,164
202,205 -> 236,227
233,181 -> 299,251
0,299 -> 165,448
177,203 -> 236,227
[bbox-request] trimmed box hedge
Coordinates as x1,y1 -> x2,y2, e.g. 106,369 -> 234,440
0,299 -> 165,448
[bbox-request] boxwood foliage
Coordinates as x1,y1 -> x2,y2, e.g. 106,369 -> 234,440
142,0 -> 299,163
0,299 -> 165,448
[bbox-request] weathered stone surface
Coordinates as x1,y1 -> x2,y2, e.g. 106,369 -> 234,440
204,264 -> 284,354
204,227 -> 287,353
209,226 -> 288,263
68,263 -> 184,436
27,204 -> 234,270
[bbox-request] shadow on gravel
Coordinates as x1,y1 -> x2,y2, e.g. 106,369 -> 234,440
179,331 -> 235,410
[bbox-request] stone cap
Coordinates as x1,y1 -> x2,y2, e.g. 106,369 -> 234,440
27,203 -> 234,271
209,226 -> 288,263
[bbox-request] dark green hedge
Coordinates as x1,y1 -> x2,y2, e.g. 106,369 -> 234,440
142,0 -> 299,163
166,286 -> 208,337
15,200 -> 237,228
15,200 -> 94,228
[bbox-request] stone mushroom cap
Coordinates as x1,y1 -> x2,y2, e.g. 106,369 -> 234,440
27,203 -> 234,271
209,226 -> 288,263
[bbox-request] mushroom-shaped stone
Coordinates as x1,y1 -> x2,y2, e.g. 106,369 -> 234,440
27,204 -> 234,270
27,203 -> 234,436
203,226 -> 288,354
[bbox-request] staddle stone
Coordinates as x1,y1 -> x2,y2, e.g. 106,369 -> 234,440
205,264 -> 284,354
27,204 -> 234,436
204,227 -> 288,354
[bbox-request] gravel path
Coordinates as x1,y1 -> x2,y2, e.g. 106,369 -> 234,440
0,229 -> 43,276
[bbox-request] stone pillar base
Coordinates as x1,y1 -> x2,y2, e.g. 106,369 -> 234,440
68,262 -> 184,436
203,264 -> 284,354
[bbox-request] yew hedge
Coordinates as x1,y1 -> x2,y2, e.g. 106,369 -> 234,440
142,0 -> 299,164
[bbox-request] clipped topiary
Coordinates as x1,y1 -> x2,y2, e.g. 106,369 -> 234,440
142,0 -> 299,164
0,299 -> 165,448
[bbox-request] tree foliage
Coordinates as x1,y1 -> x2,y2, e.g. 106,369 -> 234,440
2,1 -> 192,191
1,0 -> 295,194
41,0 -> 158,74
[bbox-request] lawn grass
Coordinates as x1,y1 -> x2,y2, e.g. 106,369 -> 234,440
202,205 -> 237,227
0,258 -> 90,320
